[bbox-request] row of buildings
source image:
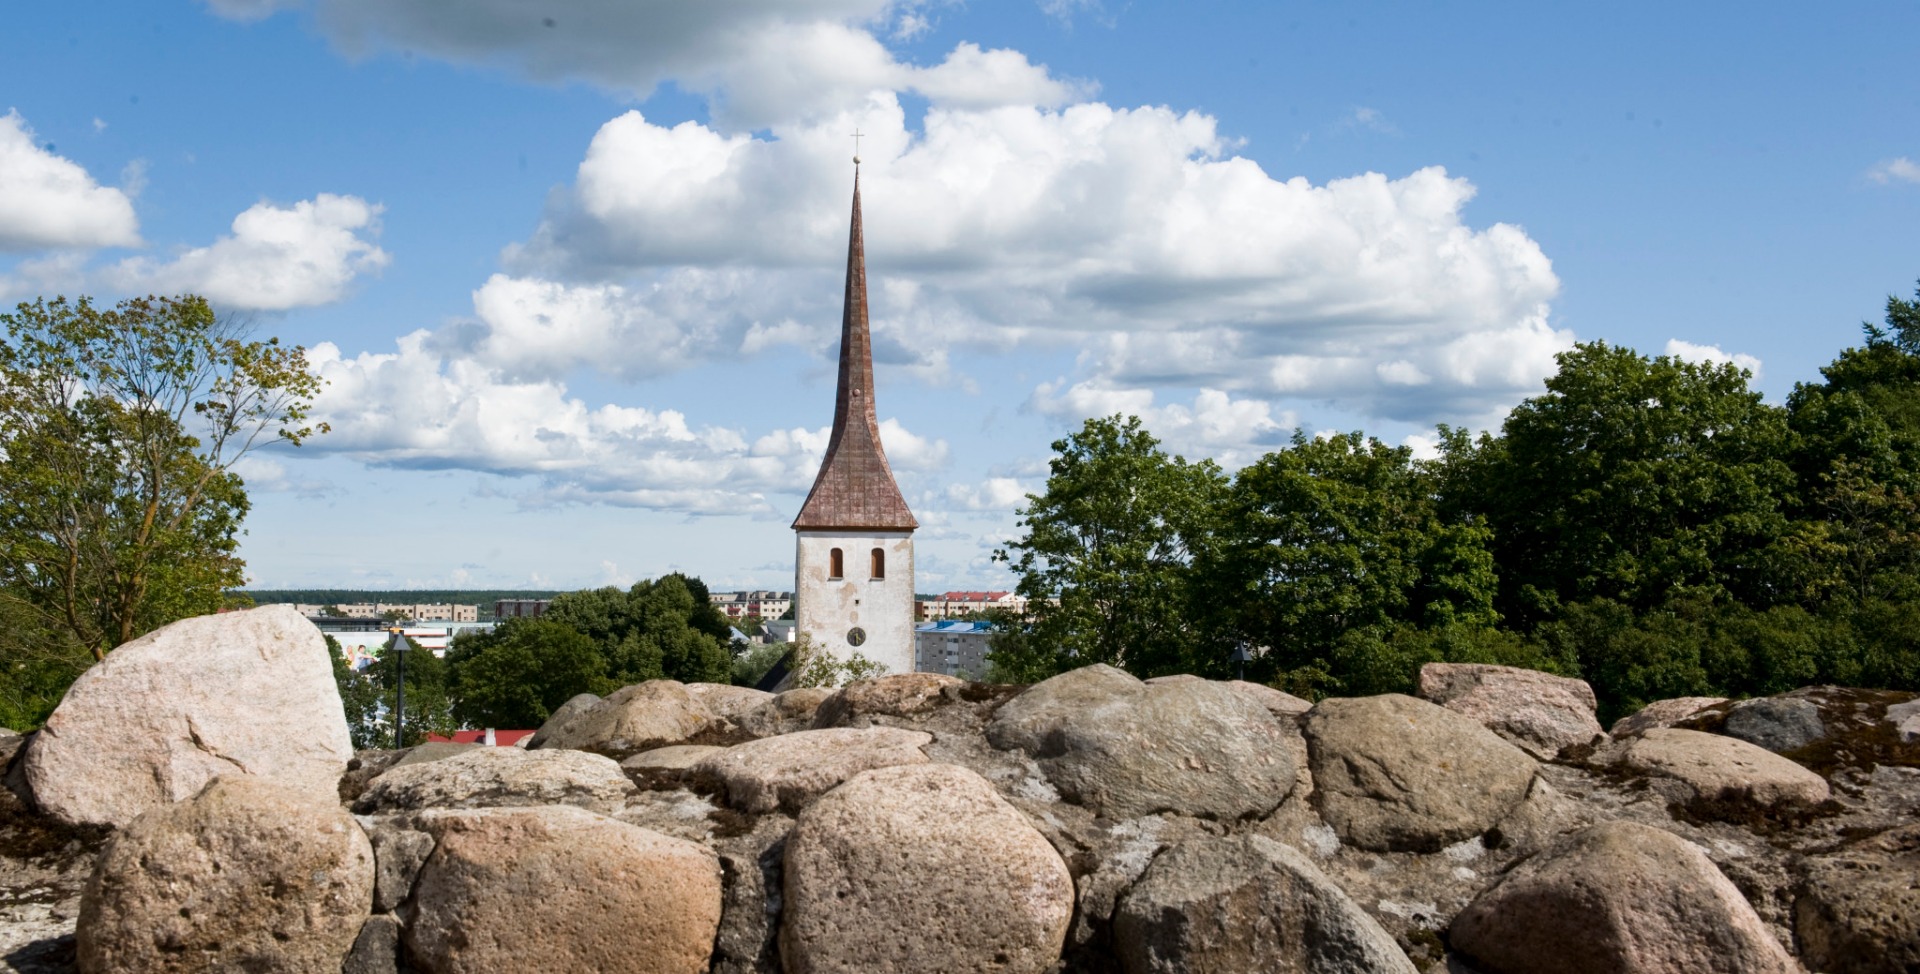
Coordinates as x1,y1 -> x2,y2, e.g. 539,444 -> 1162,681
278,602 -> 480,623
709,591 -> 794,621
704,589 -> 1031,622
269,588 -> 1026,629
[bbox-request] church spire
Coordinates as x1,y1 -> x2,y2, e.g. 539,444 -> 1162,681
792,166 -> 917,532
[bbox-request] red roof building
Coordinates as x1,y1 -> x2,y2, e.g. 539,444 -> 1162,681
426,729 -> 535,747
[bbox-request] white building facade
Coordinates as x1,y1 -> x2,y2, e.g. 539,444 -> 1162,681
795,531 -> 915,674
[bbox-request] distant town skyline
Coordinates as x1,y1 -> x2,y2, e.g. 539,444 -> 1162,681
2,2 -> 1916,591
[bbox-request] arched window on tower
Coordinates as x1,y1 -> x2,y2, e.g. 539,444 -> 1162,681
870,547 -> 886,579
829,548 -> 844,579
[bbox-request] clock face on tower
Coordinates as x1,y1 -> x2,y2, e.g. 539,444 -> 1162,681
846,627 -> 867,647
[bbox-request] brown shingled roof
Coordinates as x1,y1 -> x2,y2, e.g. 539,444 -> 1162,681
792,171 -> 918,532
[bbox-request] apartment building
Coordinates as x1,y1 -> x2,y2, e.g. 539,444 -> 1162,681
913,620 -> 996,679
709,590 -> 794,620
915,591 -> 1029,621
285,602 -> 480,622
494,599 -> 551,620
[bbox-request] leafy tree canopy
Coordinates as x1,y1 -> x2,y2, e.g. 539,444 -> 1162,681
992,281 -> 1920,719
446,619 -> 610,730
1474,341 -> 1794,620
993,415 -> 1225,681
0,294 -> 323,728
539,574 -> 733,685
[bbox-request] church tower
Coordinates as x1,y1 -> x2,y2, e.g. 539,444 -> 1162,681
791,163 -> 918,674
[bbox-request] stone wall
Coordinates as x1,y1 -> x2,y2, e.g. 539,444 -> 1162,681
4,608 -> 1919,973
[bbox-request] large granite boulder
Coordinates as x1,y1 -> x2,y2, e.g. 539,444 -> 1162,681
1152,675 -> 1313,717
1418,663 -> 1605,757
988,666 -> 1297,820
343,915 -> 403,974
1114,834 -> 1417,974
1724,696 -> 1827,752
736,687 -> 835,738
1304,693 -> 1537,852
707,814 -> 794,974
1607,727 -> 1829,813
352,746 -> 635,814
407,805 -> 722,974
1610,696 -> 1728,737
525,692 -> 601,750
685,683 -> 775,724
782,763 -> 1073,974
365,819 -> 435,914
77,776 -> 373,973
1885,698 -> 1920,742
987,664 -> 1143,749
1227,680 -> 1313,719
0,729 -> 24,775
390,741 -> 478,768
693,726 -> 931,813
24,605 -> 353,827
810,672 -> 965,728
531,681 -> 714,759
622,744 -> 728,772
1450,819 -> 1795,974
1794,823 -> 1920,974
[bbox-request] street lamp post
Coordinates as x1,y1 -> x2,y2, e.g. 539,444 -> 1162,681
388,628 -> 409,746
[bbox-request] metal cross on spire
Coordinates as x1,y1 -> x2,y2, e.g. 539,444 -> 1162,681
851,128 -> 864,165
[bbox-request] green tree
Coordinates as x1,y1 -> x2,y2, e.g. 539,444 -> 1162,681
789,634 -> 885,688
360,636 -> 456,747
446,619 -> 610,729
0,594 -> 76,730
0,295 -> 324,668
541,574 -> 732,685
327,635 -> 386,750
1474,341 -> 1795,623
731,640 -> 788,687
993,415 -> 1226,679
1785,282 -> 1920,604
1204,432 -> 1502,686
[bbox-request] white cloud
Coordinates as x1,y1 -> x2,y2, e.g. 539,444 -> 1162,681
1029,381 -> 1290,467
1401,433 -> 1443,461
0,251 -> 91,304
893,11 -> 932,40
1664,338 -> 1762,379
199,0 -> 1576,493
200,0 -> 302,20
1038,0 -> 1106,27
456,273 -> 741,382
876,417 -> 950,470
1346,106 -> 1398,135
0,111 -> 140,251
119,159 -> 149,199
302,331 -> 945,513
1868,157 -> 1920,185
505,100 -> 1565,423
231,455 -> 335,496
944,477 -> 1032,511
109,194 -> 388,311
218,0 -> 1079,131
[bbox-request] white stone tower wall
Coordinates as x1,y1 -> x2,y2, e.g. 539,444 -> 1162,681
794,530 -> 915,675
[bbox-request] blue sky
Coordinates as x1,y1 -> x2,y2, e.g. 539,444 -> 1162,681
2,1 -> 1916,593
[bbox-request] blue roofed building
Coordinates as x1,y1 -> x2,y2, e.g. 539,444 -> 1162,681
914,620 -> 997,680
